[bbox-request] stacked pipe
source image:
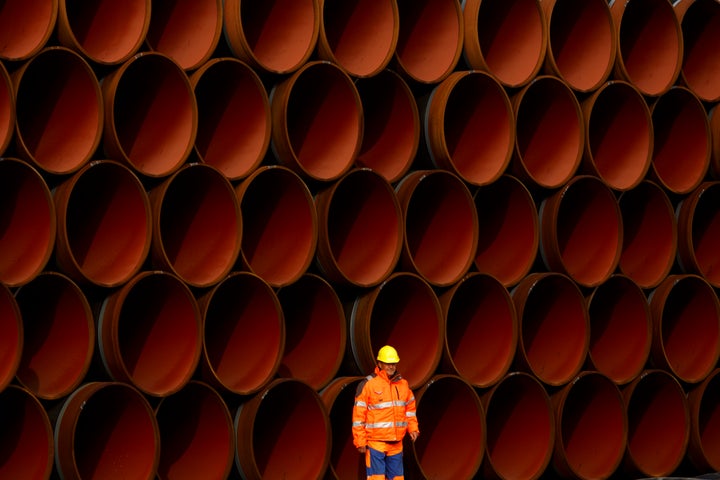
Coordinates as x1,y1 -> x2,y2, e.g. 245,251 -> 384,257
4,0 -> 720,479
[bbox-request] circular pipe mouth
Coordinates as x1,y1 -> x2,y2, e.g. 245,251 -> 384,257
687,368 -> 720,472
651,86 -> 710,195
57,0 -> 150,65
411,375 -> 485,479
513,75 -> 584,189
618,180 -> 677,289
439,273 -> 517,388
540,175 -> 623,288
482,372 -> 554,480
551,372 -> 627,480
190,57 -> 271,181
395,0 -> 463,84
349,272 -> 443,389
15,272 -> 94,400
276,274 -> 346,390
317,0 -> 399,78
677,182 -> 720,288
199,272 -> 285,396
582,80 -> 653,191
270,61 -> 362,182
677,0 -> 720,102
99,270 -> 202,397
0,385 -> 53,480
53,160 -> 152,288
150,163 -> 242,288
0,284 -> 21,392
543,0 -> 616,93
223,0 -> 320,74
156,381 -> 235,480
236,165 -> 316,287
474,175 -> 539,287
146,0 -> 222,70
511,272 -> 589,387
463,0 -> 547,88
102,52 -> 197,178
586,275 -> 651,386
424,70 -> 515,186
396,170 -> 478,287
315,168 -> 403,288
649,274 -> 720,384
0,158 -> 55,287
54,382 -> 160,480
13,46 -> 102,175
0,0 -> 57,61
611,0 -> 683,97
319,376 -> 365,480
355,69 -> 419,183
235,379 -> 330,480
622,369 -> 690,477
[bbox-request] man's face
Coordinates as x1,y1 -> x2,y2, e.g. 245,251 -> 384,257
378,361 -> 398,376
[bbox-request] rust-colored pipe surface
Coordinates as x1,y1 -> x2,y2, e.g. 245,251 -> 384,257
12,46 -> 102,175
146,0 -> 222,71
439,273 -> 517,388
396,169 -> 478,287
53,160 -> 151,288
98,270 -> 202,397
407,375 -> 485,479
198,272 -> 285,396
0,386 -> 53,480
57,0 -> 150,65
235,165 -> 316,287
235,378 -> 330,480
348,272 -> 443,389
649,274 -> 720,385
317,0 -> 399,78
150,163 -> 242,288
315,168 -> 403,288
676,181 -> 720,287
581,80 -> 653,191
512,272 -> 589,387
512,75 -> 583,189
276,274 -> 346,390
423,70 -> 514,186
0,158 -> 55,287
223,0 -> 320,74
621,369 -> 690,477
618,180 -> 677,289
540,175 -> 623,288
0,284 -> 21,392
542,0 -> 616,93
463,0 -> 546,88
102,52 -> 198,178
54,382 -> 160,480
155,381 -> 235,480
611,0 -> 683,97
586,274 -> 651,386
270,60 -> 362,182
319,376 -> 365,480
687,368 -> 720,472
650,86 -> 710,195
0,60 -> 14,156
550,371 -> 627,479
395,0 -> 463,84
473,174 -> 539,287
674,0 -> 720,102
14,272 -> 93,401
0,0 -> 57,61
481,372 -> 554,480
355,69 -> 419,183
190,57 -> 271,181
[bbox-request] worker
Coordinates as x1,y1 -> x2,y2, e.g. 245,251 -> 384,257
352,345 -> 420,480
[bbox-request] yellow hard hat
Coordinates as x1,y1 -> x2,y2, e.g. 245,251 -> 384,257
377,345 -> 400,363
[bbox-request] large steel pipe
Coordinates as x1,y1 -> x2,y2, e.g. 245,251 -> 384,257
53,160 -> 151,288
439,272 -> 517,388
0,284 -> 21,392
0,0 -> 57,61
0,61 -> 14,156
676,181 -> 720,288
674,0 -> 720,103
687,368 -> 720,472
235,378 -> 330,480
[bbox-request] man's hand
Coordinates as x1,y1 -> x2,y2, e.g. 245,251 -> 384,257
410,431 -> 419,442
357,446 -> 367,453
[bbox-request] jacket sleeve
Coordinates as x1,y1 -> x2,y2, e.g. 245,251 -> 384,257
405,387 -> 419,434
352,379 -> 369,448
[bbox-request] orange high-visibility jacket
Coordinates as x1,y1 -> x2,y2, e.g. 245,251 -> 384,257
352,366 -> 419,448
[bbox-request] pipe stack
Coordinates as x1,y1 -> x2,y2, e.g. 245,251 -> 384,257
2,0 -> 720,479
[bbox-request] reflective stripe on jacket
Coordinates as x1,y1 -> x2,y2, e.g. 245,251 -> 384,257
352,366 -> 419,448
